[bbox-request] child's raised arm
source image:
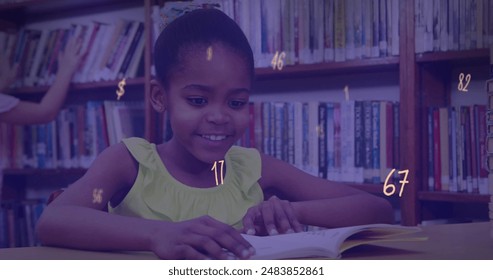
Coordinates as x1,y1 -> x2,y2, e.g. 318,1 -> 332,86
36,143 -> 254,260
242,154 -> 394,235
0,36 -> 84,125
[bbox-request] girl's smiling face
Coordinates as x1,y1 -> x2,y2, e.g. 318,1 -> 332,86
153,42 -> 251,164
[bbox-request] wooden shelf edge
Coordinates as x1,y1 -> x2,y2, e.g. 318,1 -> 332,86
3,168 -> 87,176
255,57 -> 400,80
416,49 -> 490,63
7,77 -> 145,95
418,191 -> 491,203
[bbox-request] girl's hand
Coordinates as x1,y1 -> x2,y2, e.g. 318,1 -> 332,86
150,215 -> 255,260
242,196 -> 303,236
57,36 -> 85,77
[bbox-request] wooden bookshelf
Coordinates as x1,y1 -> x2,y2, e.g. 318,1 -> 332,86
410,1 -> 491,225
416,49 -> 490,64
418,192 -> 491,203
255,57 -> 399,81
6,77 -> 146,95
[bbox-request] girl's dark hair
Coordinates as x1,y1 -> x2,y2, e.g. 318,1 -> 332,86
154,8 -> 254,88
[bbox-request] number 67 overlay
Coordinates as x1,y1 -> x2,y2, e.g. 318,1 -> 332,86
383,169 -> 410,197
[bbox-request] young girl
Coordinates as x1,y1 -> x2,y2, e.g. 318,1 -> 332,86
0,36 -> 83,125
37,8 -> 393,260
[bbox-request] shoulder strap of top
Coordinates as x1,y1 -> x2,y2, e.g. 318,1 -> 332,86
121,137 -> 159,170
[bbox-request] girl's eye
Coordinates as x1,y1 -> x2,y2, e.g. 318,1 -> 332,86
229,100 -> 247,109
187,97 -> 207,106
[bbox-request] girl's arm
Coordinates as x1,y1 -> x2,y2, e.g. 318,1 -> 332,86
36,143 -> 151,250
257,153 -> 394,229
0,37 -> 83,125
37,143 -> 254,259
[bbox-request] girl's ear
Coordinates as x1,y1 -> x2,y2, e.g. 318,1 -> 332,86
150,79 -> 167,113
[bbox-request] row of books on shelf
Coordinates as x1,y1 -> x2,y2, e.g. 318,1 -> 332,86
170,100 -> 400,184
0,101 -> 145,169
0,199 -> 45,248
427,105 -> 490,195
415,0 -> 493,54
152,0 -> 400,69
0,18 -> 145,88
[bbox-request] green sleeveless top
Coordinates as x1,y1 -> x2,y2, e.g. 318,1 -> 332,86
108,138 -> 264,229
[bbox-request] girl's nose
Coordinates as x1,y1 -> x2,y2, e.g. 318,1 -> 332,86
205,107 -> 230,124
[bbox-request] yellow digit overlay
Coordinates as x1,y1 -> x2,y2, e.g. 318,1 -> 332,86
398,169 -> 410,197
383,169 -> 410,197
211,160 -> 225,186
116,78 -> 126,100
271,51 -> 286,71
92,188 -> 103,204
457,73 -> 471,92
383,169 -> 397,196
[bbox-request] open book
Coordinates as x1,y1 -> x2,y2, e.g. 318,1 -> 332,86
242,224 -> 425,259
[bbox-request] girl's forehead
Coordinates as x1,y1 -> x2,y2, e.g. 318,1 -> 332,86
180,42 -> 242,63
177,44 -> 247,72
169,43 -> 251,88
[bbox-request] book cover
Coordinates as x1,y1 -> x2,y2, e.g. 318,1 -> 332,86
302,103 -> 310,172
273,102 -> 284,161
308,101 -> 319,176
428,108 -> 435,190
323,0 -> 335,61
477,105 -> 488,194
449,107 -> 458,192
379,101 -> 387,182
393,102 -> 400,173
385,101 -> 394,180
433,108 -> 442,191
286,103 -> 294,164
469,105 -> 478,193
371,101 -> 380,183
439,107 -> 449,191
344,0 -> 355,60
326,102 -> 335,180
363,100 -> 373,183
341,100 -> 355,182
378,0 -> 388,56
371,0 -> 380,57
354,101 -> 364,183
333,102 -> 341,180
318,102 -> 327,179
334,0 -> 346,61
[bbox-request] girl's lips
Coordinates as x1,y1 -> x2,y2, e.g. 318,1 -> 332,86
197,134 -> 232,148
200,134 -> 228,141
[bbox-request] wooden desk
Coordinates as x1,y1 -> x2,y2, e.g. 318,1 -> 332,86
0,222 -> 492,260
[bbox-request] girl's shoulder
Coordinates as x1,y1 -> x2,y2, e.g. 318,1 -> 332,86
120,137 -> 161,170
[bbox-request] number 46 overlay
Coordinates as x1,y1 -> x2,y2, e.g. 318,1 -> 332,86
383,169 -> 410,197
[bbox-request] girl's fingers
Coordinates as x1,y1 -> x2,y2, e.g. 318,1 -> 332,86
184,232 -> 229,260
260,201 -> 277,235
200,216 -> 254,259
271,198 -> 293,234
177,244 -> 210,260
282,200 -> 304,233
241,208 -> 257,235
